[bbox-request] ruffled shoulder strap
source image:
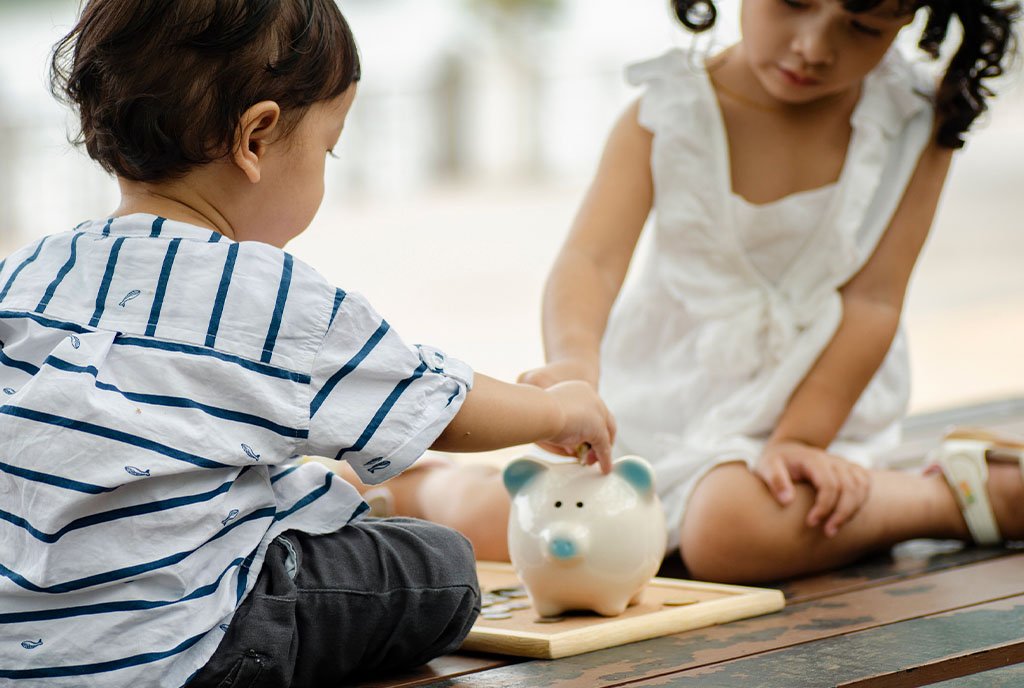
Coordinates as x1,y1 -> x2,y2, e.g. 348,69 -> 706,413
626,48 -> 709,134
853,48 -> 935,137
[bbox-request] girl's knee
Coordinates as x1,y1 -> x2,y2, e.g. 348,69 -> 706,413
679,463 -> 777,582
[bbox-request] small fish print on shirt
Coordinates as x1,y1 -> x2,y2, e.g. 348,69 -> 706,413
118,290 -> 142,308
219,624 -> 230,633
221,509 -> 240,526
241,444 -> 261,461
69,335 -> 81,349
124,466 -> 151,478
21,639 -> 43,650
2,388 -> 14,395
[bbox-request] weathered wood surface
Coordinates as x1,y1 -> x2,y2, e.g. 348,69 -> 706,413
358,397 -> 1024,687
638,595 -> 1024,687
414,554 -> 1024,687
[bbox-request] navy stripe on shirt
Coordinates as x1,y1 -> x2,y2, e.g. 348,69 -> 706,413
0,310 -> 92,334
0,347 -> 40,376
335,361 -> 429,461
260,253 -> 293,364
309,320 -> 391,417
44,356 -> 308,438
1,467 -> 249,544
0,460 -> 117,494
0,236 -> 47,301
145,238 -> 181,337
150,216 -> 166,238
0,405 -> 232,470
0,552 -> 252,624
114,336 -> 312,383
36,233 -> 84,313
206,243 -> 239,347
329,288 -> 347,328
89,237 -> 127,327
101,217 -> 114,237
0,507 -> 275,594
0,631 -> 208,680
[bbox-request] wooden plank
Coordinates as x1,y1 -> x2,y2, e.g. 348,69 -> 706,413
353,656 -> 517,688
928,661 -> 1024,687
648,594 -> 1024,687
412,554 -> 1024,687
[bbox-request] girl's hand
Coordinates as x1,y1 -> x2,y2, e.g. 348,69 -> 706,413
518,359 -> 599,390
755,441 -> 871,538
538,381 -> 616,473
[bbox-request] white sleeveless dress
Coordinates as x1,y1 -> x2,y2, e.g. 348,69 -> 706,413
600,48 -> 936,551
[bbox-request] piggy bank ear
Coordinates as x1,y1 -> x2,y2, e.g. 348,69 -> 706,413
503,457 -> 550,497
613,456 -> 656,499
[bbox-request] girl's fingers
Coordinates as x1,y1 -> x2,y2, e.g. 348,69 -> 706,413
805,461 -> 840,528
757,457 -> 794,505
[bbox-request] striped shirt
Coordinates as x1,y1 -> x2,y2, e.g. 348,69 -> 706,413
0,214 -> 473,687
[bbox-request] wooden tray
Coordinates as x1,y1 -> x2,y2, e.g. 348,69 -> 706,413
462,562 -> 785,659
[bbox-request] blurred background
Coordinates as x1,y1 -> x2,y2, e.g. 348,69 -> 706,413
0,0 -> 1022,415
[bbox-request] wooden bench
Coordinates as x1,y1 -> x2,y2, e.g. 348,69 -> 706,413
358,397 -> 1024,687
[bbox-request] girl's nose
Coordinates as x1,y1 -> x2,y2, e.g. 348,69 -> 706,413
791,19 -> 835,68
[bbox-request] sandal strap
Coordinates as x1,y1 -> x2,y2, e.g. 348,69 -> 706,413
930,439 -> 1002,545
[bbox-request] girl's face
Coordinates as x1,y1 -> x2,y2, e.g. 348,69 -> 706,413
740,0 -> 913,104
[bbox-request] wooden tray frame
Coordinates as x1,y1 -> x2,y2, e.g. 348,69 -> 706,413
463,562 -> 785,659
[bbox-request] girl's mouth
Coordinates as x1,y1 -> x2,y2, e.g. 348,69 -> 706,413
778,66 -> 821,87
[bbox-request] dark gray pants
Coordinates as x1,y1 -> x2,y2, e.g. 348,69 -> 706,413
186,518 -> 480,687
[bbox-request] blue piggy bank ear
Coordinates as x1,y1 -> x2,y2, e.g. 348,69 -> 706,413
613,456 -> 656,499
503,457 -> 550,497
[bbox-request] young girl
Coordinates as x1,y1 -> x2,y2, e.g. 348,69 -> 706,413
375,0 -> 1024,580
0,1 -> 613,686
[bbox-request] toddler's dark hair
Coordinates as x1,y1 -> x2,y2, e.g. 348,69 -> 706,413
673,0 -> 1020,149
51,0 -> 361,182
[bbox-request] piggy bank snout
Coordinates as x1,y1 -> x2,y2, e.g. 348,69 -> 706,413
540,524 -> 589,563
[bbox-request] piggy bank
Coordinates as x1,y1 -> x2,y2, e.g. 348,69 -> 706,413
502,455 -> 667,617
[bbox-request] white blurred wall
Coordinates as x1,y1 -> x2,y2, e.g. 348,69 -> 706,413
1,0 -> 1022,413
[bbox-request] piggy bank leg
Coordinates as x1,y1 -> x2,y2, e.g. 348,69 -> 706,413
593,599 -> 631,617
533,600 -> 566,618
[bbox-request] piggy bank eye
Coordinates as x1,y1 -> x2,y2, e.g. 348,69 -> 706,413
576,502 -> 584,508
554,501 -> 562,508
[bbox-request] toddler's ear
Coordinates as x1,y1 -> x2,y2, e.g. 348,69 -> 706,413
233,101 -> 281,184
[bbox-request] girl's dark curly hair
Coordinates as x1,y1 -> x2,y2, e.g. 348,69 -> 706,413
50,0 -> 361,182
673,0 -> 1020,149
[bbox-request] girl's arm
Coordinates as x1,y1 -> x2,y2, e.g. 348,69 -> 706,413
519,100 -> 655,389
431,373 -> 617,472
759,139 -> 956,534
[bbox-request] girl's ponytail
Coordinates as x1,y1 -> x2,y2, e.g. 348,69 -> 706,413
921,0 -> 1020,149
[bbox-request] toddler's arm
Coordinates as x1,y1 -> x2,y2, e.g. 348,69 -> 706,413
759,138 -> 956,534
432,374 -> 616,473
519,101 -> 654,389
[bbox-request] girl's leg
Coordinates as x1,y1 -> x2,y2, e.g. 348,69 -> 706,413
680,461 -> 1024,583
333,460 -> 512,561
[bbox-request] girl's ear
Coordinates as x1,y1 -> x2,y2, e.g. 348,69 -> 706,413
233,101 -> 282,184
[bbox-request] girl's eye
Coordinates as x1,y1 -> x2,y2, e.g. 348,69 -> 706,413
851,20 -> 883,37
781,0 -> 809,8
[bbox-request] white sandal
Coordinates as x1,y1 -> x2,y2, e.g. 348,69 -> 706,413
928,428 -> 1024,545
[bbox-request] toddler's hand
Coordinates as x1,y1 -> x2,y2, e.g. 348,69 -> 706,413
518,359 -> 599,390
755,441 -> 871,538
538,381 -> 616,473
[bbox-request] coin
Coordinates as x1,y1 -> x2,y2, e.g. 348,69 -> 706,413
663,598 -> 698,607
533,616 -> 565,624
485,604 -> 512,615
493,587 -> 529,599
505,601 -> 532,611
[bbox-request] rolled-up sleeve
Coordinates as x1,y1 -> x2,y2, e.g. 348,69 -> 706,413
304,292 -> 473,485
